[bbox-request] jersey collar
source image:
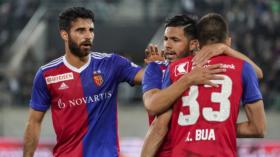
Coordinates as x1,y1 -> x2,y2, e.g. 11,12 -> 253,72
63,55 -> 91,73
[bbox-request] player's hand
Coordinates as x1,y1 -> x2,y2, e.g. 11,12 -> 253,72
192,43 -> 228,67
187,64 -> 226,87
144,44 -> 165,64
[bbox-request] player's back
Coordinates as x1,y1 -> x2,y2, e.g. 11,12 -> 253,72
168,55 -> 244,157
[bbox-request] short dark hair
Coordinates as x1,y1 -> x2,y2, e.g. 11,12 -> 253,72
59,7 -> 95,31
165,15 -> 197,40
197,13 -> 229,46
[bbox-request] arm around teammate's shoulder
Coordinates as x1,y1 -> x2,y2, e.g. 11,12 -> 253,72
192,43 -> 263,79
143,64 -> 225,116
134,68 -> 145,85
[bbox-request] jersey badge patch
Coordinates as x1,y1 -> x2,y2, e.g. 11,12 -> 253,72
93,71 -> 103,86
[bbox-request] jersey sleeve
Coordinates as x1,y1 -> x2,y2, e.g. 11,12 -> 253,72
241,61 -> 263,105
113,54 -> 142,86
29,68 -> 51,111
142,62 -> 163,93
162,67 -> 172,89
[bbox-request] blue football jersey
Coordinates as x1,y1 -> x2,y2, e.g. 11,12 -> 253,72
30,52 -> 141,157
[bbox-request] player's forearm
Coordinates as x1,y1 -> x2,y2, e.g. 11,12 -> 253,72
236,121 -> 266,138
141,112 -> 171,157
144,75 -> 192,115
237,100 -> 267,138
141,124 -> 167,157
23,122 -> 41,157
224,47 -> 263,79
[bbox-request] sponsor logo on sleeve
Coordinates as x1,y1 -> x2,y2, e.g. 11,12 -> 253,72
45,73 -> 74,85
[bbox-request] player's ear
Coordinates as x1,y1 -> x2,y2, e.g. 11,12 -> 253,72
190,39 -> 199,51
226,37 -> 232,46
60,30 -> 68,41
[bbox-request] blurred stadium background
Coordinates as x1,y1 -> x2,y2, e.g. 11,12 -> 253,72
0,0 -> 279,156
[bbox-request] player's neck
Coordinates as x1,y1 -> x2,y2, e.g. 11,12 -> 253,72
65,52 -> 89,69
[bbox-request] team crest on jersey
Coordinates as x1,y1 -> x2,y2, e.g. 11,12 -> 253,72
175,62 -> 189,76
93,71 -> 103,86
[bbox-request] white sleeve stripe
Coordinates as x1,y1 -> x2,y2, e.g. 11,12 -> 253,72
41,58 -> 63,70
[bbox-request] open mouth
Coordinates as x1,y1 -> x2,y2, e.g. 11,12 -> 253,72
165,51 -> 177,59
81,43 -> 92,49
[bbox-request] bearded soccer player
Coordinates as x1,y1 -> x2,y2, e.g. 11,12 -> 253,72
23,7 -> 143,157
161,13 -> 266,156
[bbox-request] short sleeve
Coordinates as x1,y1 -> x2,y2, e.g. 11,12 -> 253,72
241,61 -> 263,105
142,62 -> 163,93
29,68 -> 51,111
162,67 -> 172,89
113,54 -> 142,86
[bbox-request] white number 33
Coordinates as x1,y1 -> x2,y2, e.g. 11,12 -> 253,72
178,75 -> 232,126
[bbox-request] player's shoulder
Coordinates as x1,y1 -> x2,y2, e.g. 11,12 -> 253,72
154,60 -> 169,67
40,56 -> 64,72
146,60 -> 169,70
210,55 -> 246,73
90,51 -> 113,60
212,55 -> 244,64
169,56 -> 193,68
173,56 -> 193,64
90,51 -> 130,63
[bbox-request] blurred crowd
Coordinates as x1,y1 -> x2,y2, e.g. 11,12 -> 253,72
0,0 -> 279,109
0,0 -> 39,57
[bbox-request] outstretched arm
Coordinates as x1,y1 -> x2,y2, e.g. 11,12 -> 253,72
141,110 -> 172,157
134,69 -> 145,85
134,45 -> 165,85
237,100 -> 266,138
192,43 -> 263,79
23,109 -> 46,157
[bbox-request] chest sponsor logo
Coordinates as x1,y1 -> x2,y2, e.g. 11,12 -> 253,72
93,71 -> 103,86
45,72 -> 74,85
56,92 -> 112,109
175,62 -> 189,76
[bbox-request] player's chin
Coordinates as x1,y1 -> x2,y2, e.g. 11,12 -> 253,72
81,49 -> 91,56
166,56 -> 178,62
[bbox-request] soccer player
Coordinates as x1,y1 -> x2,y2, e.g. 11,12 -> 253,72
141,15 -> 264,157
23,7 -> 143,157
161,13 -> 266,156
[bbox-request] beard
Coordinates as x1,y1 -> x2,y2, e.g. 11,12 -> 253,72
68,36 -> 92,58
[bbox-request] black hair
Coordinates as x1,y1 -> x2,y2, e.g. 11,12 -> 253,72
59,7 -> 95,31
165,14 -> 197,40
197,13 -> 229,47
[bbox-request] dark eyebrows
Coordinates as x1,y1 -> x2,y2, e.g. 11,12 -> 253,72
75,27 -> 86,31
74,27 -> 94,32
